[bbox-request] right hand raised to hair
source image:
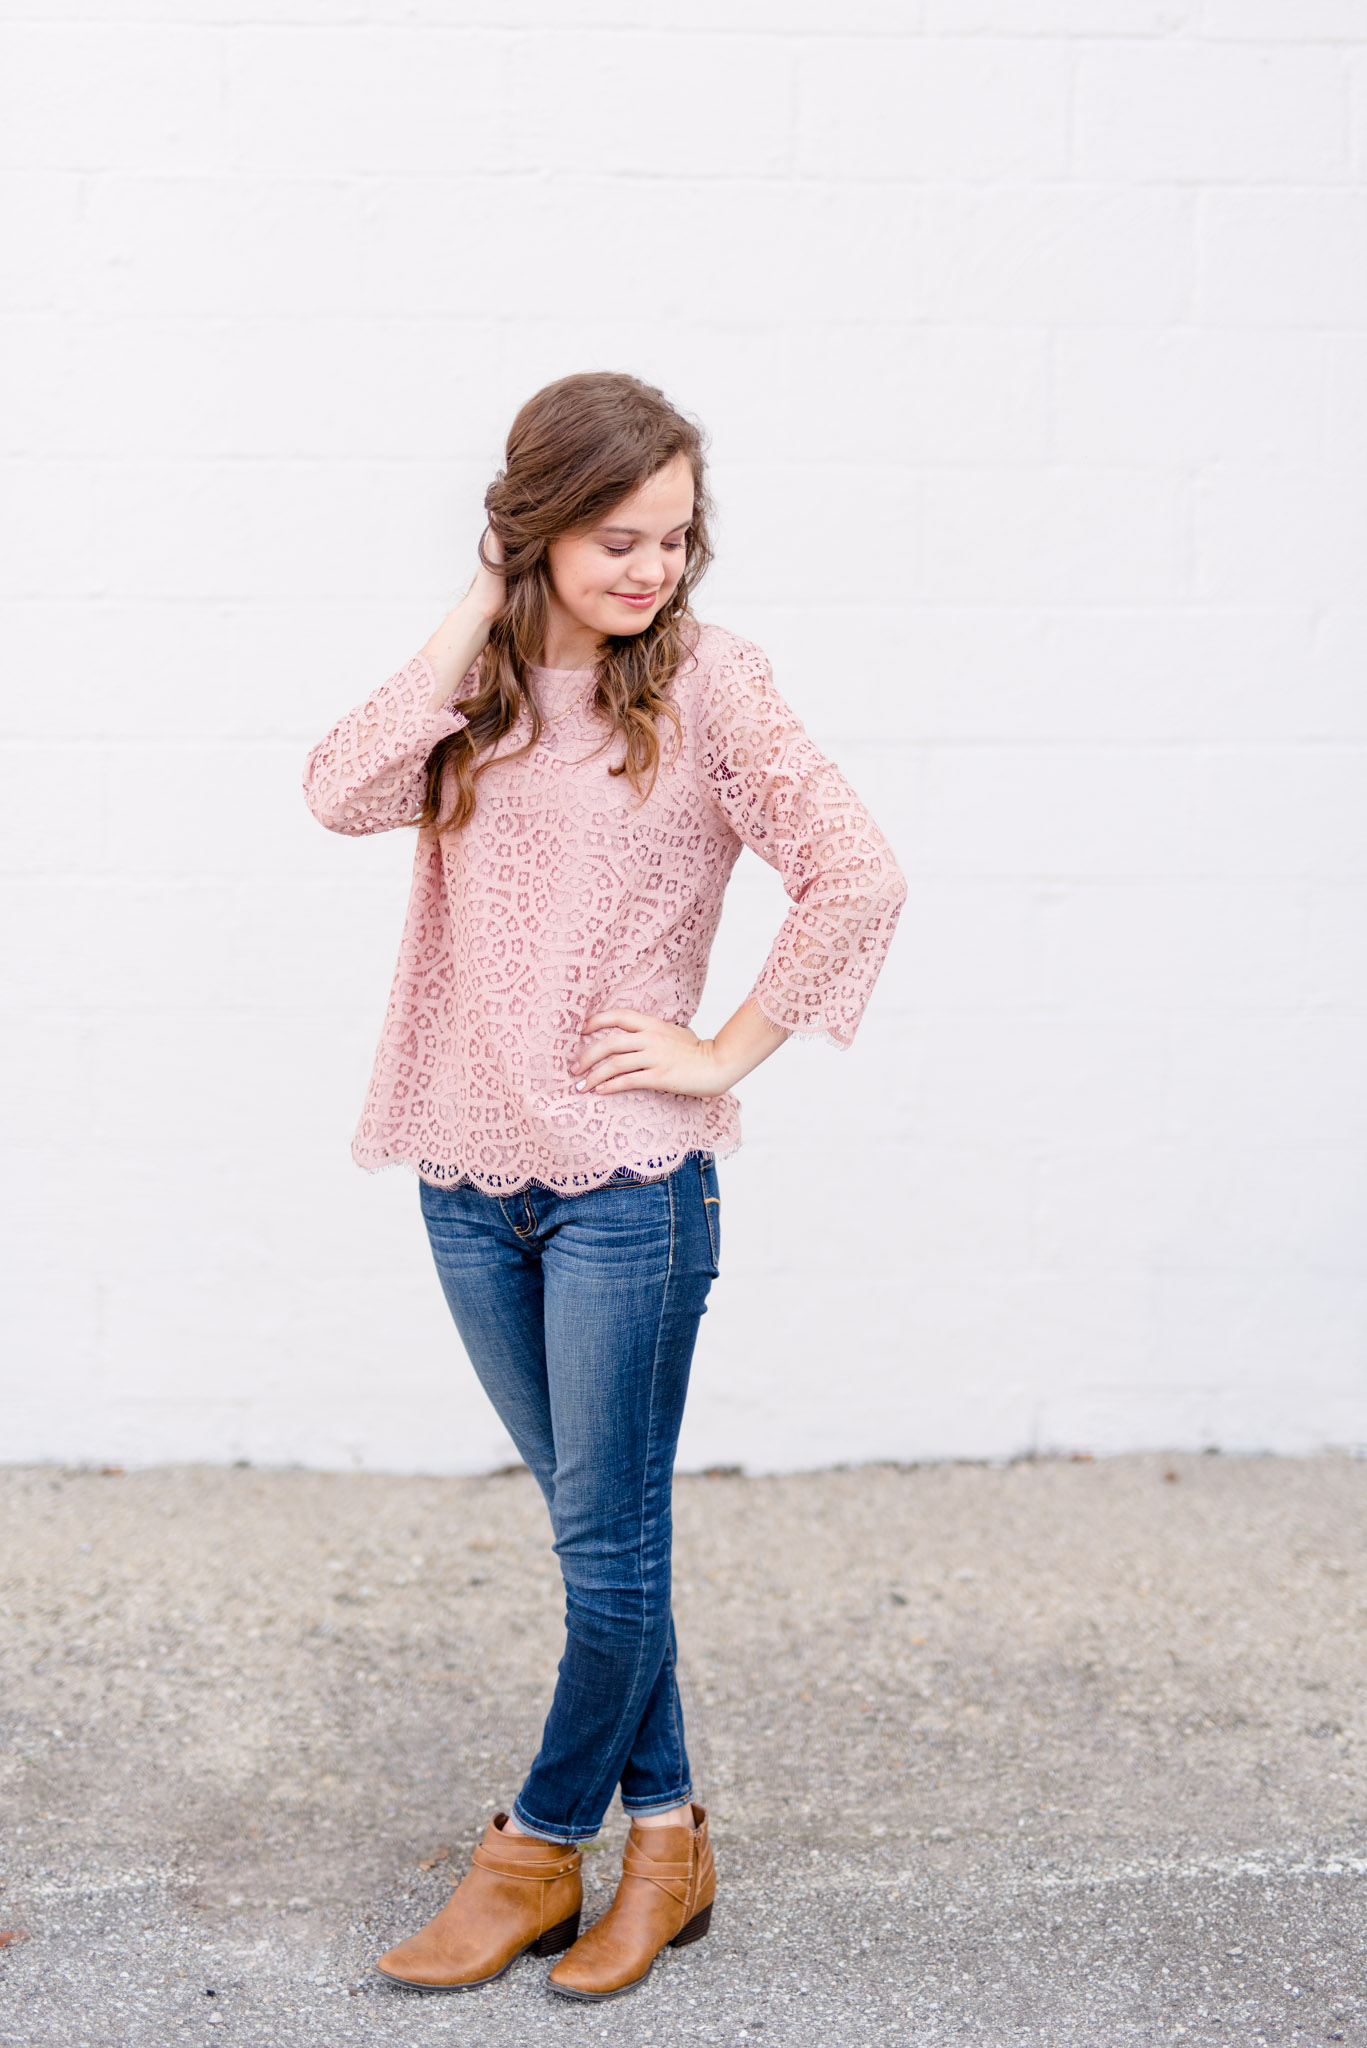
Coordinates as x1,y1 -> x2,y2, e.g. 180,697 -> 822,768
466,523 -> 507,624
421,526 -> 508,710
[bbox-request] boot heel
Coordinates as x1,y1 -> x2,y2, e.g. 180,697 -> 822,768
533,1911 -> 581,1958
670,1902 -> 712,1949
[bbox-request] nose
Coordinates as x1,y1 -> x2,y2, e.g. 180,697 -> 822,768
623,549 -> 666,588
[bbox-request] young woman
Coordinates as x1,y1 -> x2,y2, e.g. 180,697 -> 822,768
303,372 -> 906,2001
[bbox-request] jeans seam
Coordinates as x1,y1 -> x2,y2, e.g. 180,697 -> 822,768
665,1627 -> 688,1798
698,1155 -> 720,1270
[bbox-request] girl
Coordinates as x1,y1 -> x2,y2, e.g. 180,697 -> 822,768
303,372 -> 905,2001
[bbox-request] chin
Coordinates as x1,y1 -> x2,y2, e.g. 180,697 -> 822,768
597,605 -> 660,635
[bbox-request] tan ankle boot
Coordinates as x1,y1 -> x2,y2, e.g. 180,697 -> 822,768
547,1803 -> 714,2001
375,1813 -> 581,1992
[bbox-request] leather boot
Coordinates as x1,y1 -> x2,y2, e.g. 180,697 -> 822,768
547,1803 -> 715,2001
375,1814 -> 581,1991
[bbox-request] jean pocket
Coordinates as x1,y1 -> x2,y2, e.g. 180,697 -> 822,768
696,1152 -> 721,1274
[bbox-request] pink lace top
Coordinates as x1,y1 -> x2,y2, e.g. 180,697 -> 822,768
303,621 -> 906,1193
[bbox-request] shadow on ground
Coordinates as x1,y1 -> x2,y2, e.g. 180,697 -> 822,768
1,1455 -> 1365,2045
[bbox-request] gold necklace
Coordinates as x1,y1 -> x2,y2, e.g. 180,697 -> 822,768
538,683 -> 595,727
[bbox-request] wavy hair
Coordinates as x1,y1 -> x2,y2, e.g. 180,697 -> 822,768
419,372 -> 714,834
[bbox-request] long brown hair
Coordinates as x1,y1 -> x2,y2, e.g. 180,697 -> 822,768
418,372 -> 714,834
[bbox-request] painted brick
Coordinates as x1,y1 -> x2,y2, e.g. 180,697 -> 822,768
919,465 -> 1187,603
1196,1 -> 1367,39
1035,608 -> 1367,744
5,1 -> 362,19
1029,879 -> 1313,1015
3,1280 -> 103,1443
1161,1015 -> 1367,1145
1072,42 -> 1349,183
0,597 -> 442,740
0,459 -> 100,597
793,36 -> 1070,183
920,743 -> 1204,880
1197,190 -> 1367,324
0,1019 -> 97,1146
1305,882 -> 1367,1008
0,173 -> 86,313
1326,335 -> 1367,465
917,185 -> 1194,324
519,31 -> 798,181
926,0 -> 1190,30
223,28 -> 514,177
1351,49 -> 1367,177
1193,464 -> 1367,603
88,458 -> 476,599
3,5 -> 1365,1473
369,2 -> 921,27
779,324 -> 1050,463
1052,328 -> 1324,465
0,314 -> 504,461
1184,745 -> 1367,877
0,24 -> 228,174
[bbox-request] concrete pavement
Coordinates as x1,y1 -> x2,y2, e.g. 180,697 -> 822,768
2,1454 -> 1365,2046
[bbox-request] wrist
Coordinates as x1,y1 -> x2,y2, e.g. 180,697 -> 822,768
699,1037 -> 745,1095
421,594 -> 499,712
706,1000 -> 790,1093
455,586 -> 501,632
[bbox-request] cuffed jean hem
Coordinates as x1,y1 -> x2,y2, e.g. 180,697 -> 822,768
510,1798 -> 598,1847
620,1785 -> 694,1816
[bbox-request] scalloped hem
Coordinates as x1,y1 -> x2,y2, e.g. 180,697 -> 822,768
749,985 -> 856,1051
352,1131 -> 744,1197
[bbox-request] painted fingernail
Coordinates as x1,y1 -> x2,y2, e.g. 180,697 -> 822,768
575,1081 -> 586,1091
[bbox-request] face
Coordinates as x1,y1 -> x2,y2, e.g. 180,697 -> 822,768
544,452 -> 695,657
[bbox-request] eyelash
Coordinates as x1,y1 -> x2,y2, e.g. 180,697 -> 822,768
603,540 -> 686,557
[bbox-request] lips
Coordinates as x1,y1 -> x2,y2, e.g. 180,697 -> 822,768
610,591 -> 657,607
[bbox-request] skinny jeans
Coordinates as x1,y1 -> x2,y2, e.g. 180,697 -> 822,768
418,1151 -> 720,1845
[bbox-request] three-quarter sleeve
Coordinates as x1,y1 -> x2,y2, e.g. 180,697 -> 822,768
302,654 -> 473,836
698,637 -> 907,1047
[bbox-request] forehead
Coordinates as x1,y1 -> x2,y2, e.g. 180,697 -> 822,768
596,452 -> 695,534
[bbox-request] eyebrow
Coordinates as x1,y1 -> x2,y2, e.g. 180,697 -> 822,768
596,521 -> 691,537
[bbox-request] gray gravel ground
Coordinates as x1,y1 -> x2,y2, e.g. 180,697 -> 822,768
2,1454 -> 1366,2047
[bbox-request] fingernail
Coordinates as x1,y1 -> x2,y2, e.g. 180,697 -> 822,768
575,1081 -> 586,1092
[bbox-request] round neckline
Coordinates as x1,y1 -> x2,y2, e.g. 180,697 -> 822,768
529,663 -> 595,678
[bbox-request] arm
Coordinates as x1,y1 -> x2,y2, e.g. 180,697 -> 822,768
701,637 -> 907,1046
301,537 -> 504,836
571,638 -> 906,1098
571,995 -> 790,1100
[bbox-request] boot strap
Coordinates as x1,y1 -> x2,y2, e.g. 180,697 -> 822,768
622,1846 -> 694,1901
472,1845 -> 579,1881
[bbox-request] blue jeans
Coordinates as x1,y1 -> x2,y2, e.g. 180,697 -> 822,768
418,1152 -> 721,1844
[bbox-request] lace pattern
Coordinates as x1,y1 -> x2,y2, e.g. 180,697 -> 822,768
303,623 -> 906,1193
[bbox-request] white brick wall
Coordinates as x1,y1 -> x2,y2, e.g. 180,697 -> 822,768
3,3 -> 1364,1473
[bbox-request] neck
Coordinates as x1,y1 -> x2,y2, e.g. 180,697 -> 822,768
537,592 -> 602,671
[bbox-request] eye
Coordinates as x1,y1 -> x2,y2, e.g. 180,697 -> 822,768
602,544 -> 633,557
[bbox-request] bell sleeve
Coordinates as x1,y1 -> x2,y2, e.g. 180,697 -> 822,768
698,638 -> 907,1048
302,654 -> 473,836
